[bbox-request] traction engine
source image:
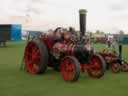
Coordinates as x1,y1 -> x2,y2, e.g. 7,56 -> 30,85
24,9 -> 106,82
99,45 -> 128,73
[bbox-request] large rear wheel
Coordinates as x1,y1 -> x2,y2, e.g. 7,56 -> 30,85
61,56 -> 80,82
24,39 -> 48,74
87,54 -> 106,78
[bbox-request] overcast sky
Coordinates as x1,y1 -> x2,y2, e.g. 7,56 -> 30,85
0,0 -> 128,33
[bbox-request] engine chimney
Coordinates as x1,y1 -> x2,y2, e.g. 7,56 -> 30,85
119,44 -> 122,59
79,9 -> 87,36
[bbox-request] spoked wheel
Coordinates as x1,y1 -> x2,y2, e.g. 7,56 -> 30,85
121,64 -> 128,72
87,54 -> 106,78
24,40 -> 48,74
61,56 -> 80,82
111,63 -> 120,73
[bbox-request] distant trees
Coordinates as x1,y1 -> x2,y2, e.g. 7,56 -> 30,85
95,30 -> 125,35
96,30 -> 105,35
119,30 -> 124,35
96,30 -> 100,34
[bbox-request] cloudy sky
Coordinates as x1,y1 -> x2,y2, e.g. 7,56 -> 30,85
0,0 -> 128,33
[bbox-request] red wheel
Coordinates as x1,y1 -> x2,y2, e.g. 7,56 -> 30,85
111,63 -> 120,73
121,64 -> 128,72
61,56 -> 80,82
24,40 -> 48,74
87,54 -> 106,78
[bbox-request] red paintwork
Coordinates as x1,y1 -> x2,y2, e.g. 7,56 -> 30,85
40,35 -> 76,56
42,34 -> 102,73
25,41 -> 41,74
121,64 -> 128,72
87,55 -> 104,78
111,63 -> 120,73
61,57 -> 76,81
40,35 -> 57,50
80,56 -> 102,72
24,33 -> 104,79
40,35 -> 76,66
81,64 -> 89,71
99,52 -> 117,64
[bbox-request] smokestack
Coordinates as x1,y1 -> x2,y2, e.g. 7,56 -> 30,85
119,44 -> 122,59
79,9 -> 87,36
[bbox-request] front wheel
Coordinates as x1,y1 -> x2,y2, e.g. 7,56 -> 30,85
61,56 -> 80,82
121,64 -> 128,72
111,63 -> 120,73
87,54 -> 106,78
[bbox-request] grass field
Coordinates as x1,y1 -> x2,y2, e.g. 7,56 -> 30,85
0,41 -> 128,96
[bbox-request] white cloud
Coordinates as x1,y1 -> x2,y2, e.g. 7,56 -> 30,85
0,0 -> 128,33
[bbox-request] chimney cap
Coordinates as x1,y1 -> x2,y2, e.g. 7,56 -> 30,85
79,9 -> 87,14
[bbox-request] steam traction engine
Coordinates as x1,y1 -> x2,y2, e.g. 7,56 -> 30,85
24,9 -> 106,81
99,45 -> 128,73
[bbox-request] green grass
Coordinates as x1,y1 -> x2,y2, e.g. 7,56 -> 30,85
0,41 -> 128,96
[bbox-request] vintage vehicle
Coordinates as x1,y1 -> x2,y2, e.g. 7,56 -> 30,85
99,45 -> 128,73
23,9 -> 106,82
